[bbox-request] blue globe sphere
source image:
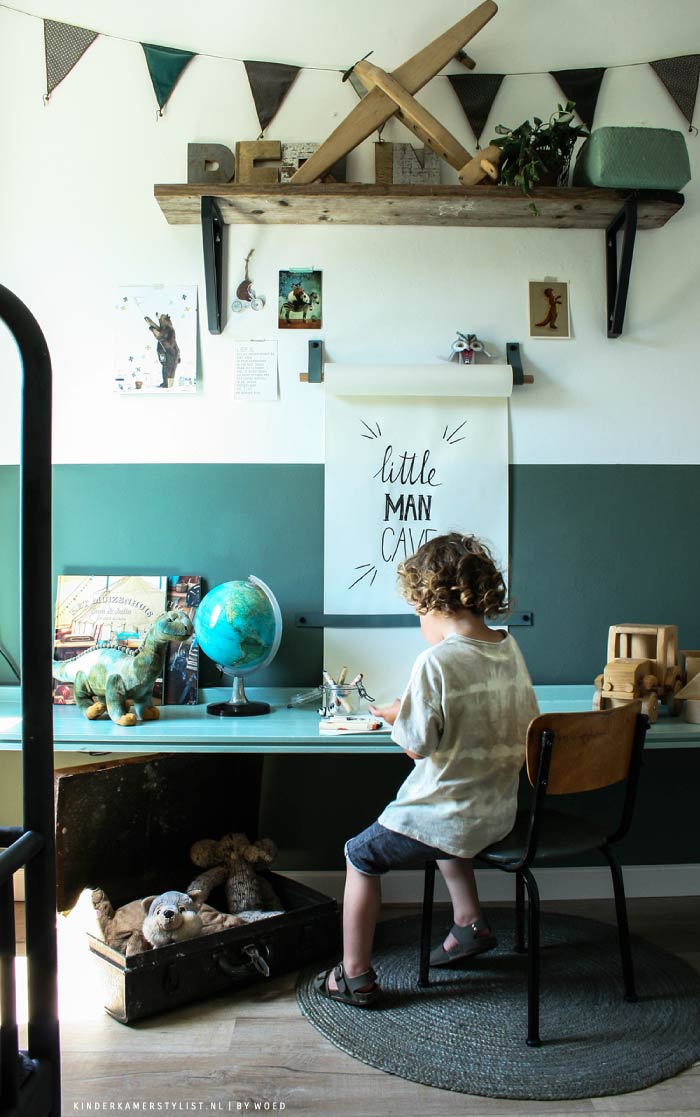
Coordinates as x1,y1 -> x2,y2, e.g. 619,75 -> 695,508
194,576 -> 282,677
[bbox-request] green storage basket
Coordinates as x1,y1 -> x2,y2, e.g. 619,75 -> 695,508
572,127 -> 690,191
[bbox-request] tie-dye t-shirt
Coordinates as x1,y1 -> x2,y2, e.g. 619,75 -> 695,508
378,633 -> 539,858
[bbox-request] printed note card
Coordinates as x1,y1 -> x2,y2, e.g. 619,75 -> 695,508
233,341 -> 279,401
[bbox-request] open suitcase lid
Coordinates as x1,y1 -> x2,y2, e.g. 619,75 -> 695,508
54,752 -> 264,911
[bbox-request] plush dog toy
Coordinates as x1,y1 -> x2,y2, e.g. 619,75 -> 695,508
141,891 -> 204,948
91,886 -> 244,955
189,832 -> 282,915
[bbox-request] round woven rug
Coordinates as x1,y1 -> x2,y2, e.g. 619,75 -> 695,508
296,908 -> 700,1100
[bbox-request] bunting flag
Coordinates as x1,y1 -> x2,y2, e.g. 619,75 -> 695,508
550,67 -> 606,131
447,72 -> 505,146
650,55 -> 700,130
142,43 -> 195,113
29,10 -> 700,137
244,61 -> 301,134
44,19 -> 97,99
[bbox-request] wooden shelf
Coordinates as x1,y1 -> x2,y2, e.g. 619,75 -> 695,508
153,182 -> 684,337
154,182 -> 683,230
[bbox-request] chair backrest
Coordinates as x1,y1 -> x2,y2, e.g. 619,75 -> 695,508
525,702 -> 643,795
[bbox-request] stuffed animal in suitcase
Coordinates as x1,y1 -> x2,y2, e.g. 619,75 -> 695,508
189,832 -> 283,915
91,886 -> 244,955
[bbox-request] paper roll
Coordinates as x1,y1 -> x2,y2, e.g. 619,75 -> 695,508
324,364 -> 513,398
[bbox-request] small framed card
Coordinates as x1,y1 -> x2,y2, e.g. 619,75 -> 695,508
528,280 -> 570,339
278,269 -> 322,329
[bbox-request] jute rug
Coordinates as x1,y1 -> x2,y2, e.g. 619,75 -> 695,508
296,908 -> 700,1100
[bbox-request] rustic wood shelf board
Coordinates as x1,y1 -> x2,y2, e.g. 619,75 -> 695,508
154,184 -> 683,230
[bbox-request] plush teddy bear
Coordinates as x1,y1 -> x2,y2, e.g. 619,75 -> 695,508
141,891 -> 204,948
189,832 -> 282,915
91,885 -> 244,956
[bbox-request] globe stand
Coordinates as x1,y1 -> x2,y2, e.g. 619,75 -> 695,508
206,674 -> 271,717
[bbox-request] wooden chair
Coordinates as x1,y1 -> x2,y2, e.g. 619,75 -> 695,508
418,703 -> 649,1047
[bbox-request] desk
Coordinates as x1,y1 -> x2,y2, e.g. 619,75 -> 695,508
1,684 -> 698,753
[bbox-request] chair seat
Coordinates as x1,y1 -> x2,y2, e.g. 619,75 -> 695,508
479,809 -> 608,865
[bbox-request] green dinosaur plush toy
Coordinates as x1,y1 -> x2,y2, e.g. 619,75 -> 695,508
52,610 -> 194,726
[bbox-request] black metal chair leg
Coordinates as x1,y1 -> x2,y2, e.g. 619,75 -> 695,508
418,861 -> 436,987
601,844 -> 637,1002
522,868 -> 541,1046
515,871 -> 526,952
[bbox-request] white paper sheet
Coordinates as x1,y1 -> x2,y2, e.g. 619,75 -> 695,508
233,341 -> 279,401
323,364 -> 511,700
113,286 -> 198,394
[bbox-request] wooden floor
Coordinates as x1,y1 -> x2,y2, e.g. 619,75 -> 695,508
13,897 -> 700,1116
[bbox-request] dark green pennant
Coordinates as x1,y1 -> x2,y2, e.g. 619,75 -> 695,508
142,43 -> 195,112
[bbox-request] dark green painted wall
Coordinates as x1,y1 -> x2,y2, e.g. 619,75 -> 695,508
4,463 -> 700,686
0,463 -> 324,688
1,462 -> 699,868
509,465 -> 700,684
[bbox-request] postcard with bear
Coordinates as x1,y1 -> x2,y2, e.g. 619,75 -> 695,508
113,285 -> 198,393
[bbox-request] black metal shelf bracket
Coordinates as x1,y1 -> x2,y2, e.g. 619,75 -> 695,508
295,611 -> 533,628
202,196 -> 224,335
507,341 -> 524,384
606,197 -> 638,339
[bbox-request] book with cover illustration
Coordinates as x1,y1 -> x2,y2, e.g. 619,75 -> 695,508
52,575 -> 168,705
160,575 -> 201,706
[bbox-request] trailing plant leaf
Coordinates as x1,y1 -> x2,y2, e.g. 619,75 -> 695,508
490,101 -> 589,202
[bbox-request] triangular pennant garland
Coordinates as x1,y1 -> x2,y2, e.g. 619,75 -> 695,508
142,43 -> 195,113
550,67 -> 606,131
447,72 -> 505,146
31,16 -> 700,137
650,55 -> 700,129
44,19 -> 97,99
244,61 -> 301,134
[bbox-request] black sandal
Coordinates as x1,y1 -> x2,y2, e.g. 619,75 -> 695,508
314,962 -> 380,1006
429,917 -> 497,967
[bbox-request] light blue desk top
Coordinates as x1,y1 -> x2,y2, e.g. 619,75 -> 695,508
0,685 -> 698,755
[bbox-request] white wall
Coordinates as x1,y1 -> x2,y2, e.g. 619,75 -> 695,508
1,0 -> 699,466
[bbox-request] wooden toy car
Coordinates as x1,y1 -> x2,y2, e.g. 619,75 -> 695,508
593,624 -> 684,723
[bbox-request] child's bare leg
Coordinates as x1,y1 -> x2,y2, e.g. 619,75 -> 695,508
437,857 -> 490,950
329,860 -> 381,991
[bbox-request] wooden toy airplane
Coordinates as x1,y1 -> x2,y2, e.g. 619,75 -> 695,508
290,0 -> 501,187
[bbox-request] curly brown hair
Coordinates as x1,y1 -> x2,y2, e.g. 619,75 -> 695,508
397,532 -> 509,618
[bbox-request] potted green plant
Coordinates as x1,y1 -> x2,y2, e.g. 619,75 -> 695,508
490,101 -> 589,208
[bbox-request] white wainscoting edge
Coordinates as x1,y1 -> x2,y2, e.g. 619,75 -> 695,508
279,865 -> 700,904
13,863 -> 700,904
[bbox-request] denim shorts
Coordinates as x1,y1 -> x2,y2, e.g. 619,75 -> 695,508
344,820 -> 454,876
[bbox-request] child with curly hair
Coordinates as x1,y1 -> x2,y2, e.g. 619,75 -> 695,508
315,532 -> 539,1007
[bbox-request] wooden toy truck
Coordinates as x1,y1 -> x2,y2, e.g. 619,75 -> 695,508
593,624 -> 684,723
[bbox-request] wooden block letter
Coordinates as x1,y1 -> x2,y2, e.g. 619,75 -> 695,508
187,143 -> 235,184
235,140 -> 282,185
374,142 -> 441,185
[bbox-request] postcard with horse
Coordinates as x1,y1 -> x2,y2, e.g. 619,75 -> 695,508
278,269 -> 322,329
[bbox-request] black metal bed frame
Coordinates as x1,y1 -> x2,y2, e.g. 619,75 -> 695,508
0,285 -> 60,1116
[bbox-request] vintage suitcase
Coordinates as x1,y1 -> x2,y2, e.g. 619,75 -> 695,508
55,754 -> 340,1023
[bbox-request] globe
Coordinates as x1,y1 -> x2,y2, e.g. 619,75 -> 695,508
194,576 -> 282,716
